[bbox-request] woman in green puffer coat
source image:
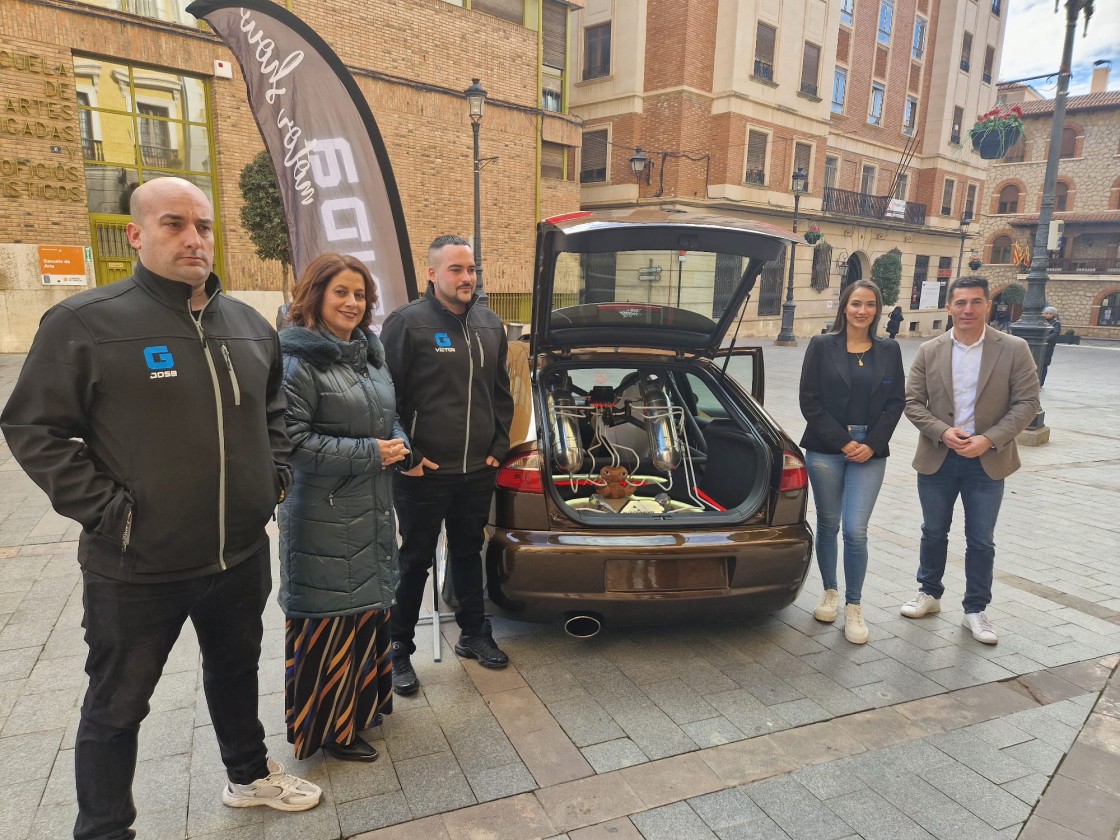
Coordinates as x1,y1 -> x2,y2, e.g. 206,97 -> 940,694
278,253 -> 411,763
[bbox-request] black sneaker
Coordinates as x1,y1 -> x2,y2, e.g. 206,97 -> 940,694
454,621 -> 509,669
391,642 -> 420,695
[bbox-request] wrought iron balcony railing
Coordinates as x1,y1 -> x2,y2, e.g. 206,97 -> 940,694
1047,257 -> 1120,275
823,186 -> 928,226
753,60 -> 774,82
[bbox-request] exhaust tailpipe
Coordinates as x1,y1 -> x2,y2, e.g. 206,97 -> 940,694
563,611 -> 604,639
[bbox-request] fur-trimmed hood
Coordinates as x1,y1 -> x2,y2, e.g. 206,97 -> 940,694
279,325 -> 384,370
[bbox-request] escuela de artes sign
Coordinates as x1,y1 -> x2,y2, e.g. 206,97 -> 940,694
185,0 -> 416,322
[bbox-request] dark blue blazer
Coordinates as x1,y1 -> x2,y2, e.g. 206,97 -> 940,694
798,332 -> 906,457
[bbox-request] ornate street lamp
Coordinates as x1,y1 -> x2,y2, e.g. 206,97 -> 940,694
466,78 -> 488,306
629,147 -> 651,201
776,167 -> 809,345
957,212 -> 972,277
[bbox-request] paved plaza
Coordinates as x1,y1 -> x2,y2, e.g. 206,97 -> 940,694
1,336 -> 1118,840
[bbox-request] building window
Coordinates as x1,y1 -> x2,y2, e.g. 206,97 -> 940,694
990,236 -> 1014,264
840,0 -> 855,26
542,70 -> 563,112
861,164 -> 876,195
1006,137 -> 1026,162
583,23 -> 611,80
991,0 -> 1002,15
903,97 -> 918,135
941,179 -> 955,216
909,255 -> 929,309
960,32 -> 972,72
86,0 -> 199,25
1099,291 -> 1120,326
793,141 -> 812,179
579,129 -> 608,182
754,23 -> 777,81
542,0 -> 567,110
1059,127 -> 1077,158
832,68 -> 848,113
998,185 -> 1020,213
1054,181 -> 1069,212
745,130 -> 769,185
950,106 -> 963,144
541,142 -> 567,180
877,0 -> 894,45
472,0 -> 525,24
825,155 -> 839,190
912,17 -> 927,60
76,58 -> 215,214
868,83 -> 885,126
757,253 -> 785,316
801,43 -> 821,97
983,46 -> 995,83
894,173 -> 909,200
965,183 -> 977,218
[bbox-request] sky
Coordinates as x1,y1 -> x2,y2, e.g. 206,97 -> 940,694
999,0 -> 1120,96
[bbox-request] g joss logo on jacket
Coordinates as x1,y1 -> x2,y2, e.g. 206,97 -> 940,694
433,332 -> 455,353
143,345 -> 178,379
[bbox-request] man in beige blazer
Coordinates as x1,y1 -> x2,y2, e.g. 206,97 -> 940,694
900,277 -> 1040,644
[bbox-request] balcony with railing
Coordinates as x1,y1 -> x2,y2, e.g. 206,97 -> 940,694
82,138 -> 104,161
823,186 -> 928,226
1047,257 -> 1120,275
800,81 -> 818,97
753,60 -> 774,82
744,169 -> 766,186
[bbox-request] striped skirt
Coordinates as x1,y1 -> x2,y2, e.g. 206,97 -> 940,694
284,608 -> 394,759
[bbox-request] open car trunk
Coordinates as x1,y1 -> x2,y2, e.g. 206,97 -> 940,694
537,359 -> 773,526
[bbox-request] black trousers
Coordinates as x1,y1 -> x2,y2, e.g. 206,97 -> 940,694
75,546 -> 271,840
390,469 -> 496,656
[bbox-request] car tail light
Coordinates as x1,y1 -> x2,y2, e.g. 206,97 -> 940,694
778,451 -> 808,492
496,450 -> 544,494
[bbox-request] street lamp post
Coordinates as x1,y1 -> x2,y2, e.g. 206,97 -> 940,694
1009,0 -> 1093,435
957,213 -> 972,277
629,147 -> 651,202
776,167 -> 809,346
466,78 -> 488,307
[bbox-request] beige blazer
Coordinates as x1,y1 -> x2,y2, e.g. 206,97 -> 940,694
905,325 -> 1040,480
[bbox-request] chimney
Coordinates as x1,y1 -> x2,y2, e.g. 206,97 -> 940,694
1091,63 -> 1110,94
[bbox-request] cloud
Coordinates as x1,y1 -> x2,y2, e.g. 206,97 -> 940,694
1000,1 -> 1120,95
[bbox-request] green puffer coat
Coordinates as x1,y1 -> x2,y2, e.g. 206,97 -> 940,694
278,326 -> 410,618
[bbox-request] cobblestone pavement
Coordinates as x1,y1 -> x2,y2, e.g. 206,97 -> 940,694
0,338 -> 1117,840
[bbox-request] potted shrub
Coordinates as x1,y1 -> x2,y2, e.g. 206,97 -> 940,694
1058,328 -> 1081,345
968,257 -> 983,272
804,224 -> 822,245
969,105 -> 1024,160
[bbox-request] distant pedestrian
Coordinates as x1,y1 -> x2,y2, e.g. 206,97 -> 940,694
945,314 -> 953,332
885,305 -> 904,339
0,177 -> 321,838
278,253 -> 411,763
799,280 -> 905,644
900,276 -> 1040,645
1041,306 -> 1061,385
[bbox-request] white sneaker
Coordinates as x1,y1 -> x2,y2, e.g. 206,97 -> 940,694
222,758 -> 322,812
963,611 -> 998,645
844,604 -> 869,644
900,592 -> 941,618
813,589 -> 840,622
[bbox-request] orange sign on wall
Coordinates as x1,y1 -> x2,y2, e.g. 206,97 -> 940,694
39,245 -> 89,286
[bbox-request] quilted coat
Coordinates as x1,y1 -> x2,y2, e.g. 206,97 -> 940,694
277,326 -> 409,618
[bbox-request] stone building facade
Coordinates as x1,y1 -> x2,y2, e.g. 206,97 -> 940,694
570,0 -> 1011,338
0,0 -> 583,352
977,73 -> 1120,339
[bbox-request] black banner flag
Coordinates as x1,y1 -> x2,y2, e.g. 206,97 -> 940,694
186,0 -> 416,321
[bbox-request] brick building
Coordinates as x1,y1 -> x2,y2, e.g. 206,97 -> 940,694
0,0 -> 583,352
569,0 -> 1009,337
977,68 -> 1120,339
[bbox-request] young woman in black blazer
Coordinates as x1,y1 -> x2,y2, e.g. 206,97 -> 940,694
798,280 -> 905,643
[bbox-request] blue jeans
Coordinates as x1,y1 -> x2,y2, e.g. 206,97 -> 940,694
804,426 -> 887,605
916,450 -> 1005,613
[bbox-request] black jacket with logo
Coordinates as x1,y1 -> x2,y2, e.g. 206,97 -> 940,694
0,263 -> 291,582
381,285 -> 513,475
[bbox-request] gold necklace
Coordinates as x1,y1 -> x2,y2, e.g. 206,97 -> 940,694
851,349 -> 867,367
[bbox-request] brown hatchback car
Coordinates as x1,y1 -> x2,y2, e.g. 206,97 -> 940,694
484,208 -> 813,636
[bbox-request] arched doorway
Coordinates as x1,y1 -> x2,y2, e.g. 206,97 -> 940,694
842,252 -> 865,289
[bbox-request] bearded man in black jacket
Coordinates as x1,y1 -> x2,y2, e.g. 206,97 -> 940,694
382,235 -> 515,695
1,177 -> 321,839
